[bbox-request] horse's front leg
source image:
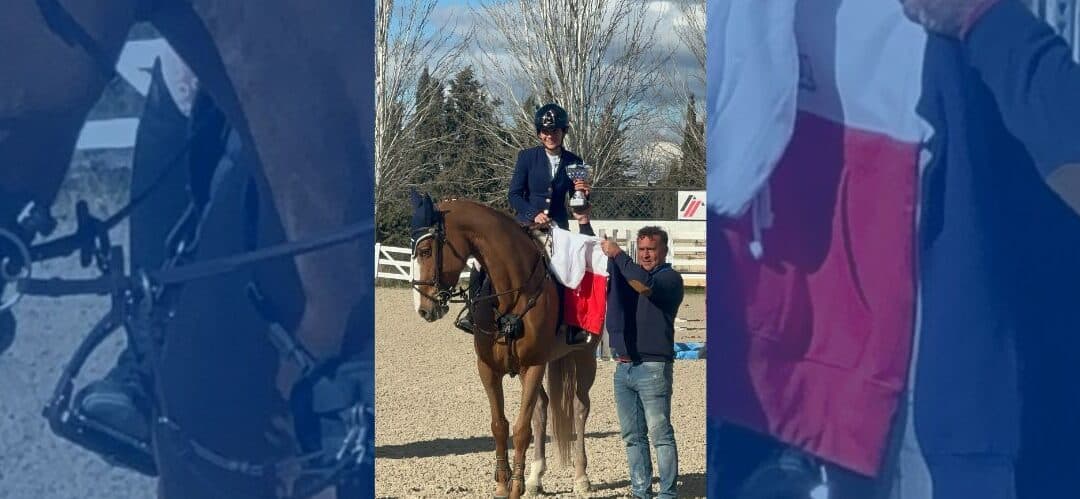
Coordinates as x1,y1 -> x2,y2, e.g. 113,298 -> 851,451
512,364 -> 546,499
525,385 -> 548,496
572,347 -> 599,494
479,358 -> 511,498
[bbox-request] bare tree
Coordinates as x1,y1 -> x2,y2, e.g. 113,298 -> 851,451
677,0 -> 705,85
655,0 -> 705,186
473,0 -> 670,187
375,0 -> 468,209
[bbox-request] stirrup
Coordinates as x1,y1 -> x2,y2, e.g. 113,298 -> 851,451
51,392 -> 158,476
454,307 -> 474,335
565,328 -> 594,346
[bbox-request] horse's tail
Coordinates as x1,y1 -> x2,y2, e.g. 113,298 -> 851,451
547,354 -> 577,467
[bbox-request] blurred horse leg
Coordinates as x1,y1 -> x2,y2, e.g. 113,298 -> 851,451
0,1 -> 137,205
480,359 -> 512,498
512,365 -> 546,499
526,385 -> 548,496
572,346 -> 598,494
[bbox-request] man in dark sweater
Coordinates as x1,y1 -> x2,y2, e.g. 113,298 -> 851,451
840,1 -> 1080,497
601,226 -> 684,499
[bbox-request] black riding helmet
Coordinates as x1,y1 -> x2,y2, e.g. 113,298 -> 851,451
534,103 -> 569,133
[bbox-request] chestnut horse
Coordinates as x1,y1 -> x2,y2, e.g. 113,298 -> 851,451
1,1 -> 371,498
409,193 -> 598,498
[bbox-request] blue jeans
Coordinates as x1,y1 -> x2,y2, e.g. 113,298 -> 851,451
614,361 -> 678,498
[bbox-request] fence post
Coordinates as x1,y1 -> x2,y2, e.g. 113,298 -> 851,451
669,236 -> 677,268
374,242 -> 381,279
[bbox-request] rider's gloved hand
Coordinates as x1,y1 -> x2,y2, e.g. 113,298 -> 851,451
573,179 -> 591,197
533,212 -> 551,225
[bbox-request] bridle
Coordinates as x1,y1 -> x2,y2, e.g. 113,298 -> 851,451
408,203 -> 552,347
408,215 -> 465,309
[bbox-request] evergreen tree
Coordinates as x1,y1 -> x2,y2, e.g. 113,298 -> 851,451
412,67 -> 445,184
680,94 -> 705,184
438,67 -> 506,205
591,102 -> 631,187
664,95 -> 705,188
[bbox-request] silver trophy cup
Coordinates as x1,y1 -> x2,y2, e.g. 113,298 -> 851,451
567,163 -> 590,213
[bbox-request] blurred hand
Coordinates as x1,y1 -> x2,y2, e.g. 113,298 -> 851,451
600,238 -> 622,258
572,206 -> 591,225
899,0 -> 1000,39
574,179 -> 591,197
534,212 -> 551,225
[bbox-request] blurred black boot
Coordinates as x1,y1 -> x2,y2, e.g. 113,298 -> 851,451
455,267 -> 489,334
74,347 -> 152,446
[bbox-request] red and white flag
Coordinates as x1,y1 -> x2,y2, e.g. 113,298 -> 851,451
710,0 -> 930,476
549,228 -> 608,335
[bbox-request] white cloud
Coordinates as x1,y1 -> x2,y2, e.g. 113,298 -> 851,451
430,0 -> 703,103
390,0 -> 704,155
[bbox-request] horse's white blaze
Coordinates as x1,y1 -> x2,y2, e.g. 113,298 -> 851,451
411,255 -> 422,314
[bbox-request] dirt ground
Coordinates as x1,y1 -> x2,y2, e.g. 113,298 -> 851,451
375,287 -> 706,498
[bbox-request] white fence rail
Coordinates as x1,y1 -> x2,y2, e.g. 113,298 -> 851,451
590,221 -> 705,286
376,222 -> 706,286
376,244 -> 478,282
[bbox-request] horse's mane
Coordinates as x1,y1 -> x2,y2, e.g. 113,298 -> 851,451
437,198 -> 522,229
436,198 -> 539,252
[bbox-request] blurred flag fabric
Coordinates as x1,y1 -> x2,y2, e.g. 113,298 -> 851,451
708,2 -> 1080,496
708,0 -> 926,476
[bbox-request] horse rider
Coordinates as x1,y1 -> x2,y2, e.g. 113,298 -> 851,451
454,103 -> 595,344
508,103 -> 593,234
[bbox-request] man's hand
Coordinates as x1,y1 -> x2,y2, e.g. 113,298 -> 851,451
899,0 -> 1000,39
600,238 -> 622,258
534,212 -> 551,225
572,206 -> 591,225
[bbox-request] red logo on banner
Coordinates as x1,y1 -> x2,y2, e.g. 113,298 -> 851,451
680,195 -> 703,219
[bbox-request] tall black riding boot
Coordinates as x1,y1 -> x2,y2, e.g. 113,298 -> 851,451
455,268 -> 488,334
75,347 -> 152,445
566,326 -> 594,345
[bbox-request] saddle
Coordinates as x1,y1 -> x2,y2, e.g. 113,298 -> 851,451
462,223 -> 591,346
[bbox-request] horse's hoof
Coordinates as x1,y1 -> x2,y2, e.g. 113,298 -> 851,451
573,477 -> 592,495
524,480 -> 543,496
